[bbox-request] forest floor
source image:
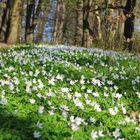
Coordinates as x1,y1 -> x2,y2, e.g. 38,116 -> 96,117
0,42 -> 140,53
0,42 -> 11,48
0,44 -> 140,139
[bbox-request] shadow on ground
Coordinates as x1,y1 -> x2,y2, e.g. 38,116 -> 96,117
0,109 -> 35,140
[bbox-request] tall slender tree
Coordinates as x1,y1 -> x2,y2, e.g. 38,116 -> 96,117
6,0 -> 22,44
53,0 -> 66,44
25,0 -> 35,43
0,0 -> 11,42
123,0 -> 137,51
75,0 -> 83,46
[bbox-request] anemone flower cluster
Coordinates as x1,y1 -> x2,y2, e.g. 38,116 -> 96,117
0,45 -> 139,139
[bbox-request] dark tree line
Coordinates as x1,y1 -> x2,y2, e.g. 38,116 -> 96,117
0,0 -> 139,51
0,0 -> 51,44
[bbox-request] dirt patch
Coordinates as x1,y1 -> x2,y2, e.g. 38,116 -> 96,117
0,42 -> 11,49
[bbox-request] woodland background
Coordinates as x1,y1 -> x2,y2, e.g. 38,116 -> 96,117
0,0 -> 140,51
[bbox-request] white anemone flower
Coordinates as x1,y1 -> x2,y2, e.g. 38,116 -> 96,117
112,128 -> 120,138
75,92 -> 81,98
122,107 -> 126,114
48,110 -> 55,115
38,80 -> 44,89
61,87 -> 69,93
38,106 -> 44,114
87,89 -> 92,94
60,105 -> 69,112
136,92 -> 140,99
92,92 -> 99,97
118,138 -> 125,140
48,77 -> 55,85
70,116 -> 84,131
91,130 -> 98,140
0,98 -> 8,105
37,93 -> 42,98
73,98 -> 84,110
80,78 -> 85,84
56,74 -> 64,80
108,107 -> 118,115
70,80 -> 75,85
98,130 -> 104,137
89,117 -> 96,123
115,93 -> 122,99
36,122 -> 43,129
33,131 -> 41,138
30,99 -> 36,104
71,124 -> 79,131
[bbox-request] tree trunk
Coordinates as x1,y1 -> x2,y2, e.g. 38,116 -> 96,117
75,0 -> 101,47
103,0 -> 109,48
0,0 -> 11,42
25,0 -> 35,43
123,0 -> 137,51
123,0 -> 136,39
75,0 -> 83,46
53,0 -> 65,44
31,0 -> 44,42
115,4 -> 124,48
6,0 -> 22,44
36,16 -> 46,42
94,5 -> 102,40
83,0 -> 95,47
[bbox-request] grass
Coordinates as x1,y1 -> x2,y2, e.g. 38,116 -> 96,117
0,45 -> 140,140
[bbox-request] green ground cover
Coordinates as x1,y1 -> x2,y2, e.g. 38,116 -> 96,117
0,46 -> 140,140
